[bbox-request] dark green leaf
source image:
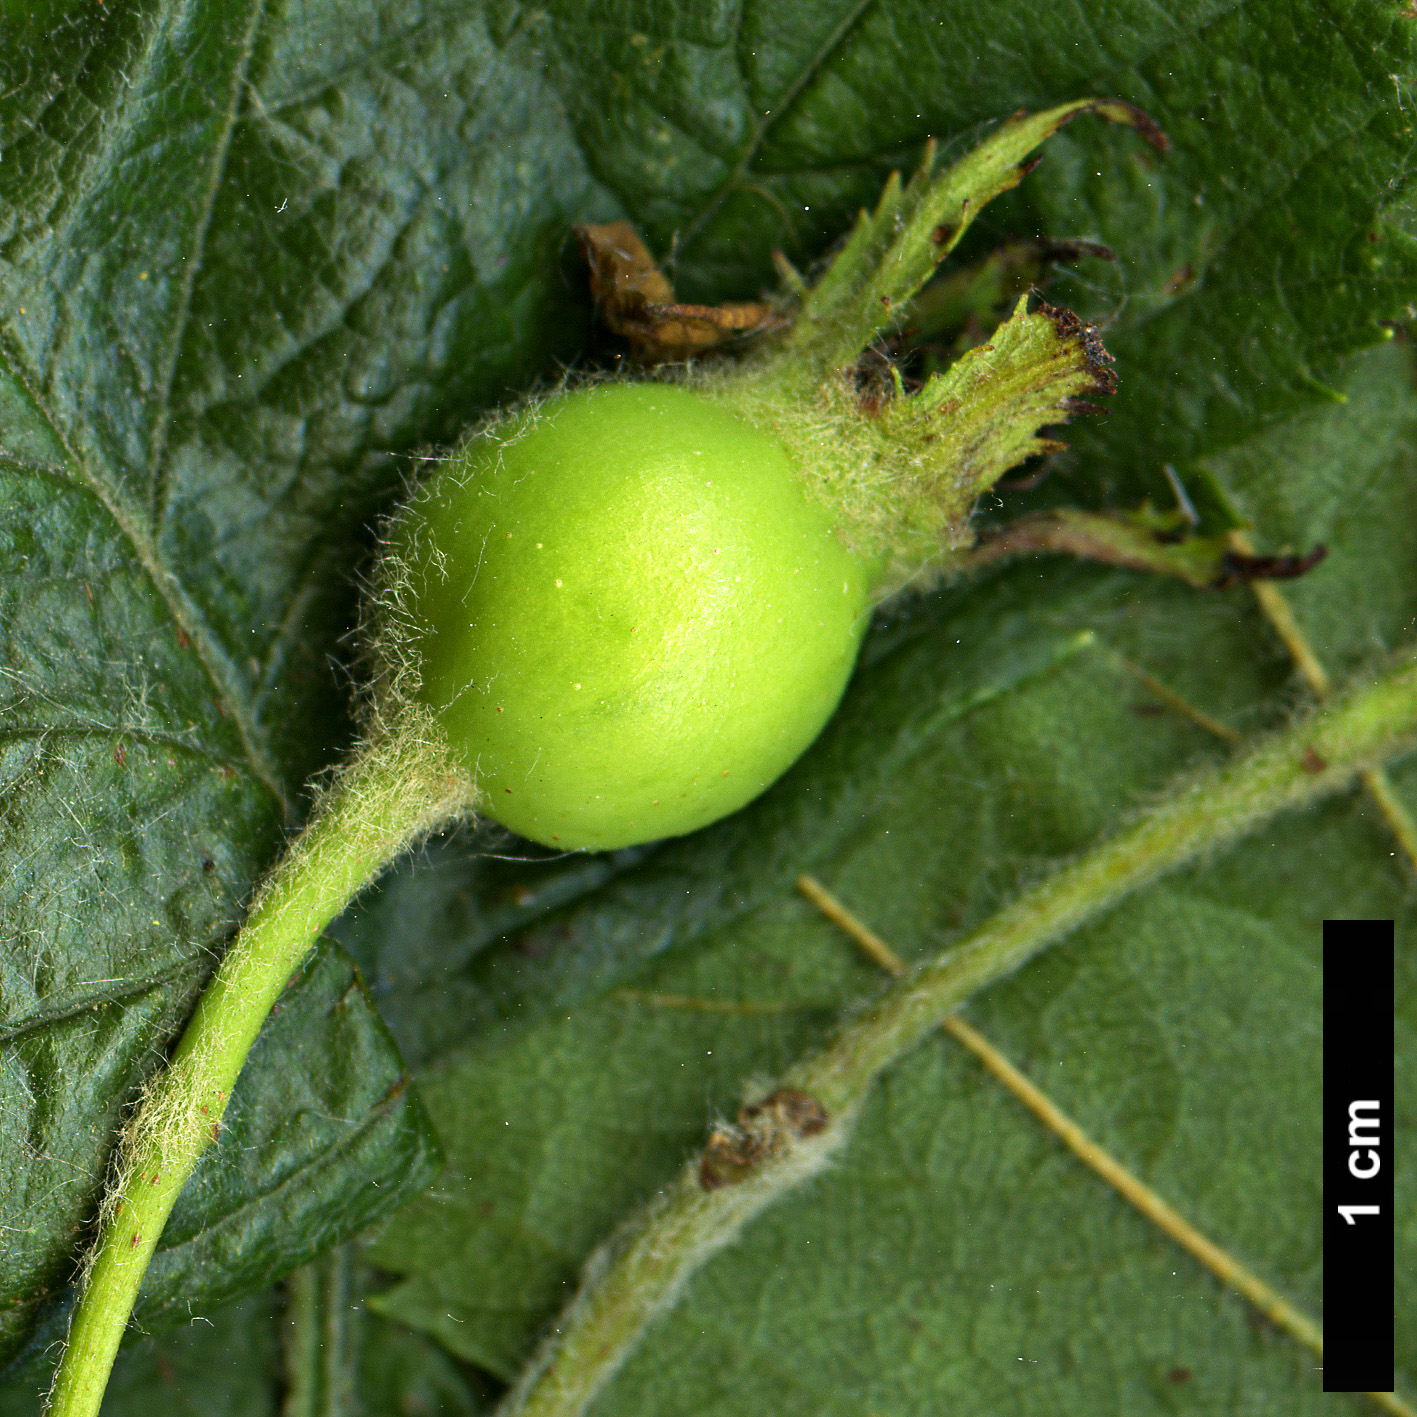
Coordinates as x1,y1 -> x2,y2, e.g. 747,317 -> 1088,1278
0,1254 -> 487,1416
0,1290 -> 281,1417
283,1245 -> 488,1417
1,937 -> 440,1372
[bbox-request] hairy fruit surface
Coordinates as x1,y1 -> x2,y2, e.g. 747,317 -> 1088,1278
392,384 -> 877,850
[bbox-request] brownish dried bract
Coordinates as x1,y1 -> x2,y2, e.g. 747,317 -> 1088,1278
1213,543 -> 1327,590
968,508 -> 1327,593
1002,97 -> 1170,155
698,1088 -> 828,1191
577,221 -> 785,363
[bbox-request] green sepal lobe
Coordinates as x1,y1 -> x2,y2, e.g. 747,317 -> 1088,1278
775,99 -> 1166,388
717,290 -> 1123,592
879,296 -> 1117,544
965,507 -> 1329,590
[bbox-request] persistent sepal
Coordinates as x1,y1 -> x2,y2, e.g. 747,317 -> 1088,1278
883,294 -> 1116,516
578,222 -> 785,361
966,509 -> 1328,589
777,98 -> 1166,386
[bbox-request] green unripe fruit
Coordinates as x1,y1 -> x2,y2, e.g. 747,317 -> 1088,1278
393,383 -> 878,851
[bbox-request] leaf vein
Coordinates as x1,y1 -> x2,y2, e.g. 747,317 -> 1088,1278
147,0 -> 271,542
0,343 -> 291,815
674,0 -> 882,249
0,958 -> 199,1048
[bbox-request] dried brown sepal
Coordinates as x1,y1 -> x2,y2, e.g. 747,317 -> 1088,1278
698,1088 -> 828,1191
968,506 -> 1327,590
1213,543 -> 1328,590
870,295 -> 1117,539
577,221 -> 785,362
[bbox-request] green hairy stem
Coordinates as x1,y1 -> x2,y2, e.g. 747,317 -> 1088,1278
46,720 -> 472,1417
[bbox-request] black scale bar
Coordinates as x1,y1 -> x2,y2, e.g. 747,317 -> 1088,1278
1323,919 -> 1395,1392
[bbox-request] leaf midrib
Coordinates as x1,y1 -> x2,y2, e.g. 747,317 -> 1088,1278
146,0 -> 270,545
0,340 -> 289,813
1,0 -> 292,817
